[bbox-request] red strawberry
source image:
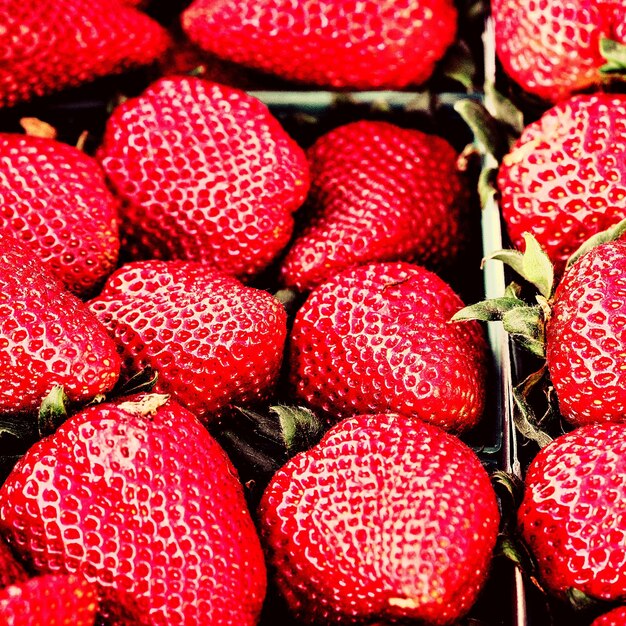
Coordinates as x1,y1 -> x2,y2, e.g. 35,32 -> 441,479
288,262 -> 488,432
497,94 -> 626,276
0,0 -> 170,108
88,259 -> 287,423
0,133 -> 120,297
280,120 -> 469,292
518,422 -> 626,602
181,0 -> 457,89
0,233 -> 120,415
96,76 -> 309,279
592,606 -> 626,626
0,393 -> 267,625
492,0 -> 626,102
0,574 -> 98,626
259,413 -> 500,624
546,239 -> 626,426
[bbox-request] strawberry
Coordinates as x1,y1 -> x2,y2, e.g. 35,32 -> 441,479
0,574 -> 98,626
288,261 -> 488,432
279,120 -> 469,292
518,422 -> 626,602
0,233 -> 120,415
0,0 -> 170,108
454,223 -> 626,435
592,606 -> 626,625
492,0 -> 626,102
259,413 -> 500,624
181,0 -> 458,89
545,238 -> 626,426
0,393 -> 267,625
497,94 -> 626,277
88,259 -> 287,423
0,133 -> 120,297
96,76 -> 309,279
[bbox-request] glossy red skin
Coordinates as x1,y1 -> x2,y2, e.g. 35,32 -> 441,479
181,0 -> 457,89
0,234 -> 120,414
592,606 -> 626,626
0,574 -> 98,626
518,423 -> 626,601
88,260 -> 287,423
97,76 -> 309,280
546,240 -> 626,426
0,394 -> 267,625
280,120 -> 468,292
498,94 -> 626,276
288,261 -> 488,432
260,413 -> 500,624
0,0 -> 169,107
0,134 -> 120,297
493,0 -> 626,102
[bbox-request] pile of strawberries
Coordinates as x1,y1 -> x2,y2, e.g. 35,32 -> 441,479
1,0 -> 626,625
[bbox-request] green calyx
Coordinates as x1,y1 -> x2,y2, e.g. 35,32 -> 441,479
39,385 -> 69,437
454,220 -> 626,447
454,82 -> 524,163
453,219 -> 626,356
599,37 -> 626,74
270,405 -> 325,457
452,233 -> 554,359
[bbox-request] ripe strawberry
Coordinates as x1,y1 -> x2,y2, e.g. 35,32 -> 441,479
0,393 -> 267,625
96,76 -> 309,279
0,233 -> 120,415
280,120 -> 469,292
454,223 -> 626,435
88,259 -> 287,423
497,94 -> 626,277
0,574 -> 98,626
259,413 -> 500,624
492,0 -> 626,102
518,422 -> 626,602
181,0 -> 458,89
545,239 -> 626,426
0,133 -> 120,297
592,606 -> 626,626
0,0 -> 170,108
288,261 -> 488,432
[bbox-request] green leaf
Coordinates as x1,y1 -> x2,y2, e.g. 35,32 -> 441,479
270,405 -> 325,456
488,248 -> 526,278
453,99 -> 502,157
504,282 -> 523,299
440,42 -> 476,90
512,373 -> 553,448
566,588 -> 603,612
273,288 -> 302,318
484,81 -> 525,135
502,305 -> 546,357
566,217 -> 626,271
599,37 -> 626,73
451,296 -> 528,323
38,386 -> 69,437
489,233 -> 554,299
521,233 -> 554,299
492,470 -> 524,503
498,536 -> 525,567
